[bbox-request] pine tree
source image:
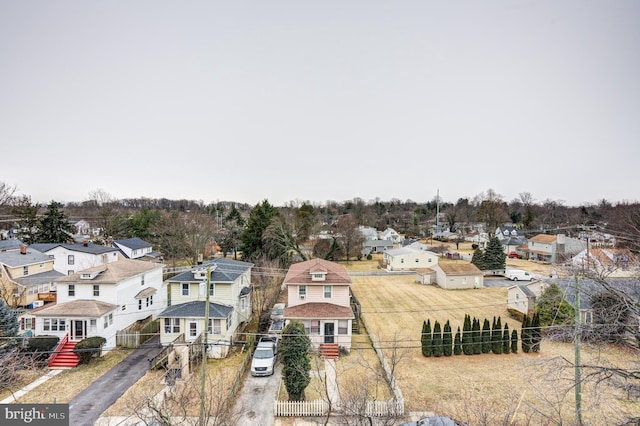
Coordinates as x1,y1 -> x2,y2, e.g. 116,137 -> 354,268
454,326 -> 462,355
35,201 -> 75,243
0,300 -> 19,350
281,321 -> 312,401
432,321 -> 443,357
511,329 -> 518,354
443,320 -> 453,356
481,318 -> 491,353
521,315 -> 531,353
484,236 -> 506,270
503,323 -> 510,354
492,316 -> 503,354
421,320 -> 432,357
531,312 -> 542,352
471,248 -> 486,270
462,314 -> 472,355
472,318 -> 482,354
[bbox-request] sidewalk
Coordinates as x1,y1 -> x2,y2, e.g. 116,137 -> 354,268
0,369 -> 64,404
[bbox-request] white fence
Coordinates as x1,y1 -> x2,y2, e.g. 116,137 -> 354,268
274,398 -> 403,417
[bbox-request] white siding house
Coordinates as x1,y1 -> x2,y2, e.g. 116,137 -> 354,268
383,245 -> 439,271
434,263 -> 484,290
29,242 -> 120,276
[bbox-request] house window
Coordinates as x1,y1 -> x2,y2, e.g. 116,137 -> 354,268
338,320 -> 348,335
310,320 -> 320,334
303,320 -> 311,334
43,318 -> 65,332
240,297 -> 247,312
122,305 -> 126,311
68,255 -> 75,265
415,258 -> 419,263
209,283 -> 215,297
299,285 -> 307,300
67,270 -> 74,275
89,319 -> 97,333
141,275 -> 145,286
324,285 -> 332,299
182,283 -> 189,296
164,318 -> 180,333
23,266 -> 28,276
93,285 -> 100,297
21,318 -> 35,331
104,315 -> 109,328
189,322 -> 198,338
209,319 -> 221,335
138,300 -> 142,310
145,297 -> 150,307
150,295 -> 153,305
400,259 -> 404,264
68,284 -> 75,297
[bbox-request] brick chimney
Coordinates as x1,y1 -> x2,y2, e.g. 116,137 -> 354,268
20,245 -> 27,255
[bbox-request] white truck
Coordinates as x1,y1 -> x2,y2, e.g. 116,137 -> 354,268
505,269 -> 532,281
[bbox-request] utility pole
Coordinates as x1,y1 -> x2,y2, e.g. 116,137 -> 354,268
574,273 -> 583,426
199,266 -> 211,425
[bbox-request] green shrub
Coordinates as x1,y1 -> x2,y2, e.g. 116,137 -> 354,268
74,336 -> 106,364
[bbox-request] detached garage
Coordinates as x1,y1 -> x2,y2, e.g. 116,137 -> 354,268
435,263 -> 484,290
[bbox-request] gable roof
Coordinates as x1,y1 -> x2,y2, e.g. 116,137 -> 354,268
30,242 -> 119,255
385,245 -> 436,257
158,300 -> 233,319
167,257 -> 254,283
283,258 -> 351,285
0,239 -> 24,251
529,234 -> 558,243
32,299 -> 118,317
437,262 -> 483,275
15,269 -> 65,287
112,238 -> 152,250
54,259 -> 162,284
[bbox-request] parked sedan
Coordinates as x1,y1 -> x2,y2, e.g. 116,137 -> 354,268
507,252 -> 522,259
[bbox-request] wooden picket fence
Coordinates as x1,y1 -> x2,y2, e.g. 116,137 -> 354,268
274,399 -> 328,417
274,398 -> 403,417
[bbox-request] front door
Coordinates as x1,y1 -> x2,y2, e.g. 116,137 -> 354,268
188,321 -> 198,341
72,320 -> 86,341
324,322 -> 335,344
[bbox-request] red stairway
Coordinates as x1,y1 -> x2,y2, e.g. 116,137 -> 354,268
48,334 -> 80,369
319,343 -> 339,360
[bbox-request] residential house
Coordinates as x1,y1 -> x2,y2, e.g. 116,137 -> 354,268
283,258 -> 355,353
361,239 -> 394,257
525,234 -> 585,263
159,258 -> 254,358
112,237 -> 163,263
21,259 -> 165,349
383,243 -> 439,271
507,281 -> 548,316
434,262 -> 484,290
29,242 -> 120,276
0,245 -> 62,308
495,224 -> 527,254
571,248 -> 639,276
379,227 -> 403,244
358,226 -> 379,241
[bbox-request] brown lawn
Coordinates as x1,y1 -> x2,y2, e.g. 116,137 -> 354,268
347,269 -> 640,426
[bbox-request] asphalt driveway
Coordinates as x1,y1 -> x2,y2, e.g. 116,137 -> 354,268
69,335 -> 163,426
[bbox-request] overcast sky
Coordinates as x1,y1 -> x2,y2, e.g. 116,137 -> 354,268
1,1 -> 639,208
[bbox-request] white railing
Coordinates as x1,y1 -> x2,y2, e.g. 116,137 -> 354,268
274,399 -> 328,416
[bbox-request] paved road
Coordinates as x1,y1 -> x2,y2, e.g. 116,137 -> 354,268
234,362 -> 282,426
69,335 -> 163,426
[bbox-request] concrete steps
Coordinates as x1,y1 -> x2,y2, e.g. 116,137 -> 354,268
49,341 -> 80,369
319,343 -> 339,360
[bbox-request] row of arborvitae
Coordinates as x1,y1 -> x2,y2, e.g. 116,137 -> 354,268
420,313 -> 542,357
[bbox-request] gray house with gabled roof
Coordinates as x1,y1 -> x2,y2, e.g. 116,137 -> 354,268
30,242 -> 120,276
161,257 -> 254,358
112,237 -> 163,262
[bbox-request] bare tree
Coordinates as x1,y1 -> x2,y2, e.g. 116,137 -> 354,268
0,349 -> 42,401
474,189 -> 509,237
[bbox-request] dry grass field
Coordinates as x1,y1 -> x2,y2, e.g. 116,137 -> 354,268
345,255 -> 640,426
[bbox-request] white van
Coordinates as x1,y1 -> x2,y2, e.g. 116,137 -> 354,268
506,269 -> 532,281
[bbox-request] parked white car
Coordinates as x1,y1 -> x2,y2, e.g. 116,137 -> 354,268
251,337 -> 277,377
505,269 -> 532,281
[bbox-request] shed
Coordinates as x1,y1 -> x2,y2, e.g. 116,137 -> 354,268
435,262 -> 484,290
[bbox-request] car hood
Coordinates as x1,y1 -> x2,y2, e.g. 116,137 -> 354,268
252,357 -> 274,369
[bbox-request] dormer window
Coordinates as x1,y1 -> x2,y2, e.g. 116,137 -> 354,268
311,272 -> 327,281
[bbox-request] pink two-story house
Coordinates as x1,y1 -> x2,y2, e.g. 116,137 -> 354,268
283,258 -> 355,353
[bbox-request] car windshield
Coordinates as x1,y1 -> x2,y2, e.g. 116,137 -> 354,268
254,348 -> 274,359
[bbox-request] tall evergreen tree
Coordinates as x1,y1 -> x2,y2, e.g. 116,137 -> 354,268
521,315 -> 531,353
472,318 -> 482,354
471,248 -> 486,270
531,312 -> 542,352
454,326 -> 462,355
484,236 -> 506,270
421,320 -> 432,357
443,320 -> 453,356
492,316 -> 503,354
535,283 -> 575,326
280,321 -> 311,401
35,201 -> 75,243
481,318 -> 491,353
240,199 -> 279,262
462,314 -> 472,355
511,329 -> 518,354
503,323 -> 510,354
432,321 -> 443,357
